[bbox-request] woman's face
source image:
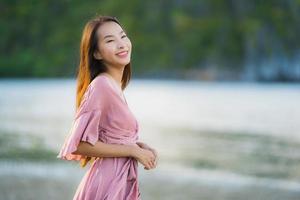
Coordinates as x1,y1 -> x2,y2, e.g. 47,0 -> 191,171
95,21 -> 132,68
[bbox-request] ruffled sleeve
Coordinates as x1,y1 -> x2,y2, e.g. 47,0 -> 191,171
57,79 -> 107,161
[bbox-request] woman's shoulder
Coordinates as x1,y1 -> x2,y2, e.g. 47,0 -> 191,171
90,74 -> 111,92
80,74 -> 112,110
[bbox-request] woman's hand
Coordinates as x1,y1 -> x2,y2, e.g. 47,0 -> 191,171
136,142 -> 158,170
131,144 -> 157,170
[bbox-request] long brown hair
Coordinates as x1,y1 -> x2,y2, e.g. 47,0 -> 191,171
76,15 -> 131,168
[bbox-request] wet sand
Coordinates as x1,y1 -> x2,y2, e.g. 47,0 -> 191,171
0,161 -> 299,200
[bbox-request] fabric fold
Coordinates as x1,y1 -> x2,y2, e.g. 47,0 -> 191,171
102,158 -> 140,200
98,128 -> 139,145
57,109 -> 102,161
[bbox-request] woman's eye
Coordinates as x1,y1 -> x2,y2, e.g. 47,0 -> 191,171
106,40 -> 114,43
121,35 -> 127,39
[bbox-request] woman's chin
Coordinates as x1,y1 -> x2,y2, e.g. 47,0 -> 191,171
116,59 -> 131,67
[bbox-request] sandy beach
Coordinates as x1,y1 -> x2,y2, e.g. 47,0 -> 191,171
1,80 -> 300,199
0,161 -> 299,200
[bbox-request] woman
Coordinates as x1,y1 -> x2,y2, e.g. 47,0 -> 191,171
57,15 -> 158,200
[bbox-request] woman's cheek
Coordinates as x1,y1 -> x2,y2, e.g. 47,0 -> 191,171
101,46 -> 115,57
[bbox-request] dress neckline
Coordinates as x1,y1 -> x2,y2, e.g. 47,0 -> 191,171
101,73 -> 128,106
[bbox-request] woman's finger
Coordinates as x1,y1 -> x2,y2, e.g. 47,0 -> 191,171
150,148 -> 158,158
150,160 -> 155,169
144,164 -> 150,170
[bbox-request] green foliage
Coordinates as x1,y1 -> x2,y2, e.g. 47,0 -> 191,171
0,0 -> 299,78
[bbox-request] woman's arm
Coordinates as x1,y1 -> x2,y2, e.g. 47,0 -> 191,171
74,141 -> 157,169
73,141 -> 137,158
136,141 -> 158,157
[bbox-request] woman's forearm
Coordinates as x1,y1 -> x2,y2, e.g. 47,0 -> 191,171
73,141 -> 138,158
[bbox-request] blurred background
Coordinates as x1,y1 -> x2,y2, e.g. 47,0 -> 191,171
0,0 -> 300,200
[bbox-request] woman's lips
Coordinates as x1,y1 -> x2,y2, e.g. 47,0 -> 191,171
116,51 -> 128,58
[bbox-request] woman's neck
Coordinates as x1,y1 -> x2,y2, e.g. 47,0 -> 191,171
104,67 -> 124,88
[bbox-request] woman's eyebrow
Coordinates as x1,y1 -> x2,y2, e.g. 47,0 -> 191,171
103,31 -> 125,39
104,35 -> 113,39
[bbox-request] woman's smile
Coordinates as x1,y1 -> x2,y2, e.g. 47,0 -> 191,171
116,50 -> 129,58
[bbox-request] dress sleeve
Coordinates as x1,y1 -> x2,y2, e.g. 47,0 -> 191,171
57,80 -> 107,161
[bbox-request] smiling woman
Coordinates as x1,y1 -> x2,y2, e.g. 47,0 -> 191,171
93,22 -> 132,75
56,15 -> 158,200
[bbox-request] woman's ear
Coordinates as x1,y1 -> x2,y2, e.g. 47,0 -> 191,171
93,50 -> 102,60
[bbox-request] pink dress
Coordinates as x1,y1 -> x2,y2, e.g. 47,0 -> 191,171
57,74 -> 141,200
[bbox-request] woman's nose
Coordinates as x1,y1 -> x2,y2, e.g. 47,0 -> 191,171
117,39 -> 125,49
